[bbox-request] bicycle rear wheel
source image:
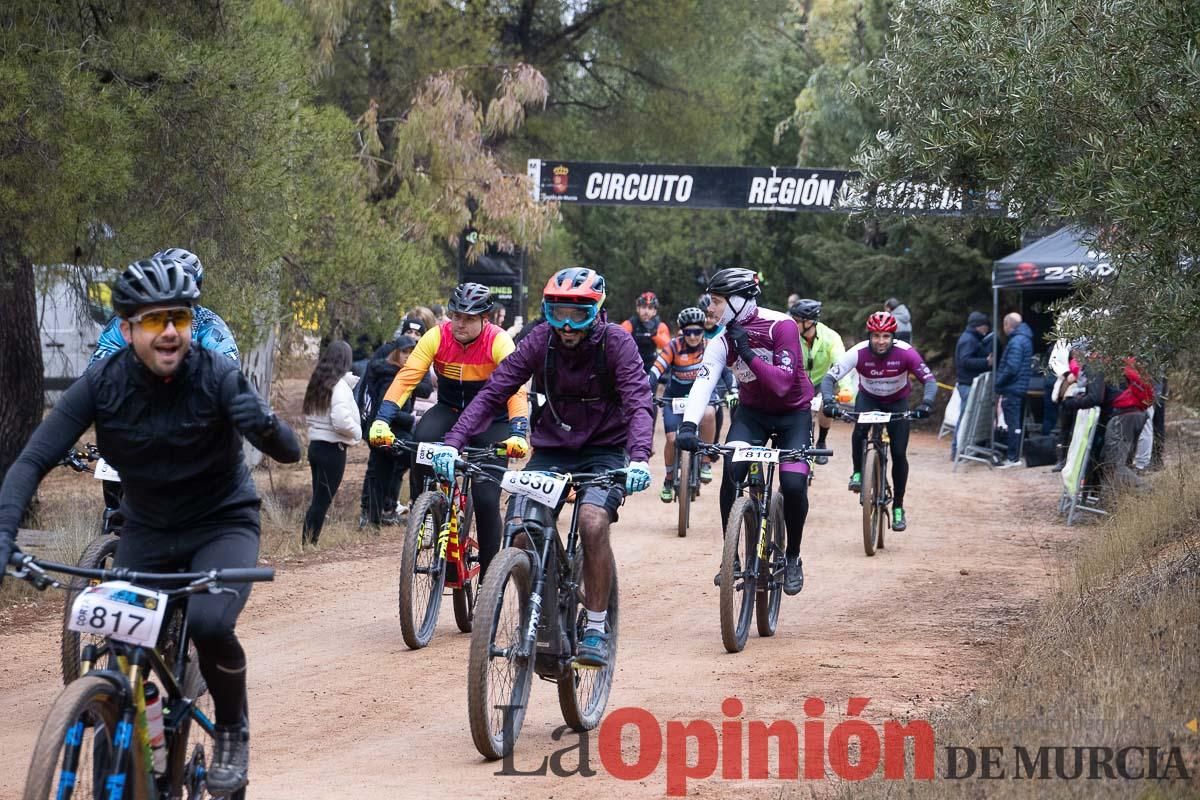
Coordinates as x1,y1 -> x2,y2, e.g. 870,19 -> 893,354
453,494 -> 479,633
23,675 -> 122,800
719,497 -> 758,653
861,449 -> 883,556
558,560 -> 619,731
399,491 -> 448,649
60,534 -> 120,684
755,493 -> 785,637
166,644 -> 241,800
676,451 -> 691,538
467,547 -> 535,760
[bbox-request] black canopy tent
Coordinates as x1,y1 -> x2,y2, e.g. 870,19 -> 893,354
987,226 -> 1111,458
990,225 -> 1111,357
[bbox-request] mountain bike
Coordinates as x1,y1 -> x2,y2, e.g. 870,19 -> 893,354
699,441 -> 832,653
58,444 -> 125,685
7,551 -> 274,800
654,396 -> 720,538
462,462 -> 625,760
392,441 -> 503,650
835,408 -> 915,556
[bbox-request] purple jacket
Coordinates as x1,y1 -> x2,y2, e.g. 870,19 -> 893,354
444,317 -> 654,462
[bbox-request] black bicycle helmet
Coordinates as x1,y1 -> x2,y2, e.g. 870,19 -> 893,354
706,267 -> 760,299
112,258 -> 199,317
788,298 -> 822,321
677,307 -> 706,327
153,248 -> 204,289
447,282 -> 494,316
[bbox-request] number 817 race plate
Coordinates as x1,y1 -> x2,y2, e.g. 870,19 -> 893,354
68,581 -> 168,647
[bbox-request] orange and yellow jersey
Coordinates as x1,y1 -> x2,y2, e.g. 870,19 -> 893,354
648,336 -> 707,392
382,321 -> 527,420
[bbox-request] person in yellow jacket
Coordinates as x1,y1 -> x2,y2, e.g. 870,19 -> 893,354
369,283 -> 528,579
789,299 -> 855,464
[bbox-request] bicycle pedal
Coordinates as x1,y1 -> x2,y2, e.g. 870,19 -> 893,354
712,573 -> 721,587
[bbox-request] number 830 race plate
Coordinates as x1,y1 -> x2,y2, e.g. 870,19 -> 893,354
501,470 -> 569,508
68,581 -> 168,647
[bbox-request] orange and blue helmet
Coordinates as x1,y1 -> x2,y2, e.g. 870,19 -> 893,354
543,267 -> 606,330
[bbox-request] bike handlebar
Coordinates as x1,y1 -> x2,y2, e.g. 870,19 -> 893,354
833,408 -> 916,422
696,443 -> 833,461
466,462 -> 628,489
390,440 -> 507,460
6,552 -> 275,593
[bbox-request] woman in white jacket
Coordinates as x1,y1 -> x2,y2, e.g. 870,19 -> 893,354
302,340 -> 361,545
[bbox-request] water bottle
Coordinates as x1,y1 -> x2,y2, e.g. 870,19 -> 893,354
143,683 -> 168,775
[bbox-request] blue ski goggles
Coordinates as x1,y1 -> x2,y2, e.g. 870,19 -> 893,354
543,300 -> 599,331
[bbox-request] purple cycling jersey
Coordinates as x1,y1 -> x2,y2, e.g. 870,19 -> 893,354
683,307 -> 813,423
823,340 -> 936,404
444,319 -> 655,462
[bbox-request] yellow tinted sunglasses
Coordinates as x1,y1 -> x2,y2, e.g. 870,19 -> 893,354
128,306 -> 193,334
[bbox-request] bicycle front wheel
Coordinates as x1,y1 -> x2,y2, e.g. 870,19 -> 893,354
676,452 -> 691,538
399,491 -> 448,649
467,547 -> 535,760
755,493 -> 786,637
719,497 -> 758,653
60,534 -> 120,685
23,675 -> 122,800
862,449 -> 883,556
558,560 -> 619,731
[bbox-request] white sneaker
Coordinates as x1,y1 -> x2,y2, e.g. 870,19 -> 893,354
996,459 -> 1025,469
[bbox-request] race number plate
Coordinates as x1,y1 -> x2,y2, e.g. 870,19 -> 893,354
670,397 -> 688,414
93,458 -> 121,482
732,446 -> 779,463
67,581 -> 168,647
414,442 -> 439,466
501,470 -> 569,508
857,411 -> 893,424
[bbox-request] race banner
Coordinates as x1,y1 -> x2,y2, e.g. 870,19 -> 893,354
527,159 -> 1003,216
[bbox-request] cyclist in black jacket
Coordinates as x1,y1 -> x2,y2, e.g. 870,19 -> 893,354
0,258 -> 300,796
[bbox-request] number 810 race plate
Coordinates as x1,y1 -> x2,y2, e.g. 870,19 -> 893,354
68,581 -> 168,647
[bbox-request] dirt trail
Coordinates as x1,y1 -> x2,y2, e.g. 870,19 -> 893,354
0,426 -> 1077,798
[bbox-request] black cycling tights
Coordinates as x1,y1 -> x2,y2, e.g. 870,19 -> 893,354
719,406 -> 811,558
410,403 -> 508,579
114,524 -> 258,726
850,395 -> 911,508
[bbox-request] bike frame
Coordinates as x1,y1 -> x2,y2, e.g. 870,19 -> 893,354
429,471 -> 479,591
488,470 -> 621,677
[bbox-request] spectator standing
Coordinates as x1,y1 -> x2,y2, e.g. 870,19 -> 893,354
885,298 -> 913,343
357,336 -> 430,526
302,341 -> 361,545
994,312 -> 1033,467
954,311 -> 992,403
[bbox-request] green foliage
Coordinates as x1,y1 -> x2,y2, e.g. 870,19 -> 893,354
858,0 -> 1200,369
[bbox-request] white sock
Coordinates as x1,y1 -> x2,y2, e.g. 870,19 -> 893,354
585,609 -> 607,633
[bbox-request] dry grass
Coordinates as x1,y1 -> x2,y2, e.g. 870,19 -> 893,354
836,462 -> 1200,797
1,442 -> 405,623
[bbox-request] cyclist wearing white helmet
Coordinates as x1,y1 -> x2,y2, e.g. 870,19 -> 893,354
91,247 -> 240,363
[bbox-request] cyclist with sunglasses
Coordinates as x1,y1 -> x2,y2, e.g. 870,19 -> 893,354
789,299 -> 855,464
675,268 -> 815,595
648,307 -> 720,501
428,267 -> 654,669
367,283 -> 528,582
91,247 -> 240,364
0,257 -> 301,795
820,311 -> 937,533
